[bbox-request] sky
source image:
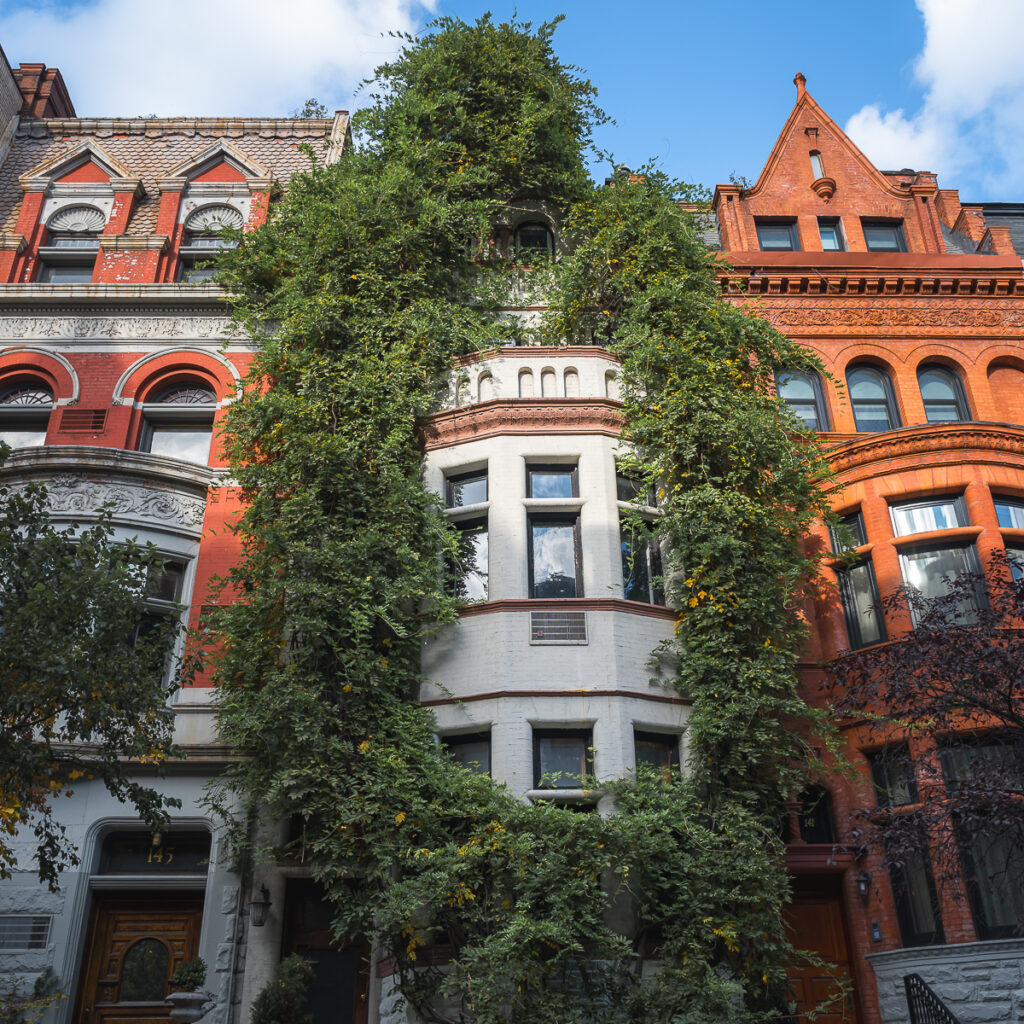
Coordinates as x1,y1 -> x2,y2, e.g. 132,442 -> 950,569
1,0 -> 1022,200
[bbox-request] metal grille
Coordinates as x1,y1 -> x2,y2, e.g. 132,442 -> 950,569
530,611 -> 587,644
0,915 -> 51,950
60,408 -> 106,431
905,974 -> 961,1024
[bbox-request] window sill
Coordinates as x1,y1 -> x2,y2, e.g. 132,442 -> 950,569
444,500 -> 489,518
526,788 -> 602,803
890,526 -> 983,549
523,497 -> 584,510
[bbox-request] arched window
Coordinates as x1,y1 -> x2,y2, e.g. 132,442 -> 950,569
917,364 -> 970,424
0,381 -> 53,449
518,369 -> 534,398
139,381 -> 216,465
39,205 -> 104,283
775,370 -> 829,430
847,365 -> 901,432
513,222 -> 554,259
179,205 -> 243,283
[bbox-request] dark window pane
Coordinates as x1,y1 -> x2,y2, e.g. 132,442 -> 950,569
621,520 -> 663,604
756,221 -> 799,251
447,471 -> 487,507
868,748 -> 918,808
38,264 -> 95,283
147,561 -> 185,604
838,560 -> 885,648
444,733 -> 490,775
1007,545 -> 1024,582
534,731 -> 592,789
797,788 -> 834,844
829,511 -> 867,552
530,517 -> 580,598
449,519 -> 487,600
634,731 -> 679,775
889,850 -> 945,946
515,222 -> 553,253
863,221 -> 906,252
119,939 -> 169,1002
918,367 -> 968,424
527,465 -> 577,498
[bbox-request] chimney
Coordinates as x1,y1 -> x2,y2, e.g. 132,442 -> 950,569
12,63 -> 75,118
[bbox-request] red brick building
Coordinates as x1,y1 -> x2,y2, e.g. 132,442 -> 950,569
0,42 -> 1020,1024
713,74 -> 1024,1024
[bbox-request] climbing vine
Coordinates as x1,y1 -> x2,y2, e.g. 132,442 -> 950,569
204,16 -> 836,1024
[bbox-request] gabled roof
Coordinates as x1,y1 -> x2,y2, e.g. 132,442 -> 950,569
166,140 -> 271,184
744,73 -> 908,201
19,138 -> 137,189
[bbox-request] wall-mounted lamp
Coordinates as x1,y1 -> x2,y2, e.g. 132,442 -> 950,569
249,885 -> 271,927
856,870 -> 873,899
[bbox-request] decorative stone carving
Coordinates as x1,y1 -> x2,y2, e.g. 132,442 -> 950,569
760,297 -> 1024,334
47,204 -> 106,233
184,205 -> 244,233
40,474 -> 207,528
0,316 -> 243,341
828,423 -> 1024,477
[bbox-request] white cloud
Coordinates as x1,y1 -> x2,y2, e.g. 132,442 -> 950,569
845,0 -> 1024,197
0,0 -> 435,118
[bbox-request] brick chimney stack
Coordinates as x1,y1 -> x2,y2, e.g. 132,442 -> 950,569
12,63 -> 75,118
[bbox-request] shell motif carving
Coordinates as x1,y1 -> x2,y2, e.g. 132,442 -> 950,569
184,205 -> 244,234
47,205 -> 107,233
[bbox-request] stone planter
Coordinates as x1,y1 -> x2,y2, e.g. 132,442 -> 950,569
166,991 -> 215,1024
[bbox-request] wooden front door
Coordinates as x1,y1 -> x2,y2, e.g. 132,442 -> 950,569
784,881 -> 859,1023
74,894 -> 204,1024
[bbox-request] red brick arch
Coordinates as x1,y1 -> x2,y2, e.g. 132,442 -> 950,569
0,347 -> 78,404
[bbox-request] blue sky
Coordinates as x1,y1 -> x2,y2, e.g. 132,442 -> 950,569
1,1 -> 1021,199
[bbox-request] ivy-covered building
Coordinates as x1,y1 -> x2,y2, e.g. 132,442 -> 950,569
0,36 -> 1022,1024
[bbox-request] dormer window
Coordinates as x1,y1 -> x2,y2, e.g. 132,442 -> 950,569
755,219 -> 800,252
862,219 -> 907,253
0,382 -> 53,449
513,221 -> 554,259
178,205 -> 242,283
37,205 -> 104,283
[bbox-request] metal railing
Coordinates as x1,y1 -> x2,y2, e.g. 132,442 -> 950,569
905,973 -> 961,1024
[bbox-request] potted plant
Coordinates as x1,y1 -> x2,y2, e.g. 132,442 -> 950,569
166,958 -> 213,1024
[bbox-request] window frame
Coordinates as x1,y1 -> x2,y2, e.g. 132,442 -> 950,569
847,364 -> 902,432
0,381 -> 54,449
867,746 -> 919,809
527,511 -> 583,599
532,728 -> 594,790
137,382 -> 217,465
862,218 -> 908,253
446,516 -> 488,601
619,516 -> 664,605
917,364 -> 971,424
526,463 -> 579,499
836,558 -> 887,649
888,847 -> 946,947
775,369 -> 830,431
897,541 -> 987,627
512,221 -> 555,259
755,218 -> 801,252
633,730 -> 680,777
829,510 -> 867,553
889,494 -> 968,537
817,217 -> 845,252
445,469 -> 488,508
442,731 -> 492,776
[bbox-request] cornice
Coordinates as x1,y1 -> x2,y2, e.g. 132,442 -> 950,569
20,116 -> 334,138
455,345 -> 620,367
826,422 -> 1024,478
98,235 -> 169,252
421,398 -> 624,449
867,936 -> 1024,968
0,283 -> 229,315
419,687 -> 687,708
456,597 -> 676,621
